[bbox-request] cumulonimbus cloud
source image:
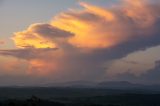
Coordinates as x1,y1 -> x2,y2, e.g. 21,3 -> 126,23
0,0 -> 160,83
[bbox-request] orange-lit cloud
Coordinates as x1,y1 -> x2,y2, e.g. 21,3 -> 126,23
27,59 -> 58,76
0,0 -> 160,83
0,56 -> 28,76
51,0 -> 158,49
79,2 -> 115,21
12,0 -> 159,50
13,23 -> 73,49
123,0 -> 157,28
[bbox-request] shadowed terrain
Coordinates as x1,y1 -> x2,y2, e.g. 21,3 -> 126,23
0,85 -> 160,106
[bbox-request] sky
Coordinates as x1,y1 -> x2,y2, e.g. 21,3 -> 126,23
0,0 -> 160,86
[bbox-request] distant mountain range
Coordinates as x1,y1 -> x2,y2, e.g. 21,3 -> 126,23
43,81 -> 160,91
2,81 -> 160,92
98,81 -> 142,88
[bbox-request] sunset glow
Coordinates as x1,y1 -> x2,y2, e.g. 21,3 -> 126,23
0,0 -> 160,85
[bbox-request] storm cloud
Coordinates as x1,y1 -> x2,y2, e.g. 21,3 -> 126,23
0,0 -> 160,84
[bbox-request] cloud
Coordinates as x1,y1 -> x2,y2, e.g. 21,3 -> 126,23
13,23 -> 73,49
121,60 -> 139,65
0,56 -> 28,77
155,60 -> 160,66
30,23 -> 74,38
52,0 -> 159,49
0,48 -> 61,77
0,48 -> 58,59
0,0 -> 160,84
0,40 -> 5,45
113,60 -> 160,84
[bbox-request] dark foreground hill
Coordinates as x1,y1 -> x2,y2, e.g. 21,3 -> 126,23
0,94 -> 160,106
0,87 -> 160,106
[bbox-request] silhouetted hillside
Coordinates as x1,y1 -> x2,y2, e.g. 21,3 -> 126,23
1,94 -> 160,106
1,96 -> 65,106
